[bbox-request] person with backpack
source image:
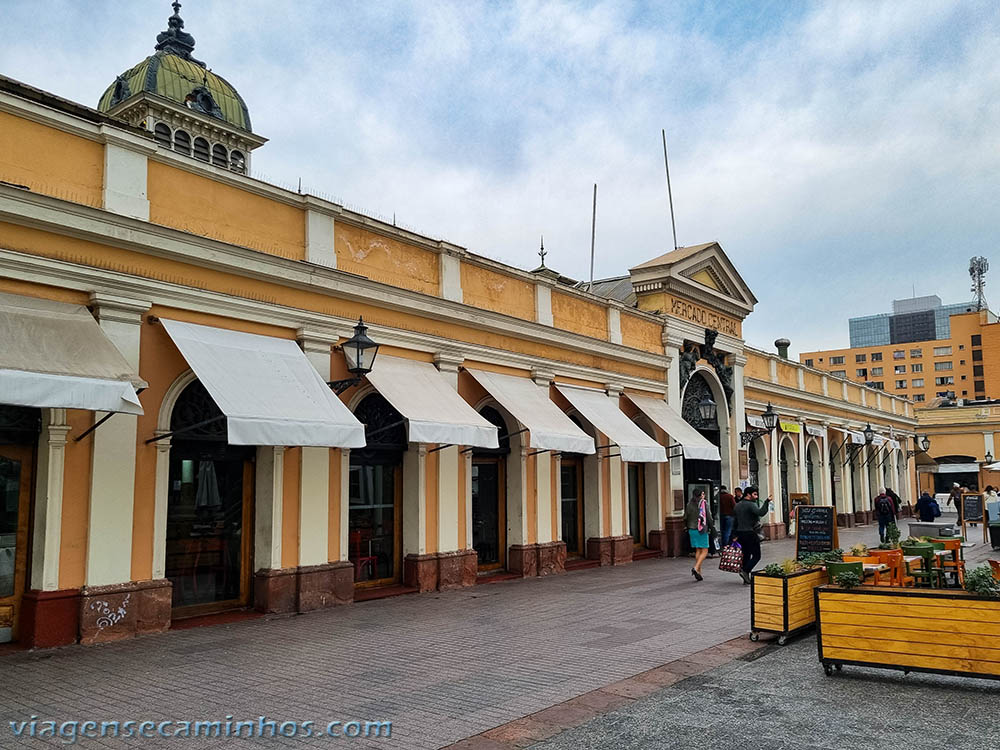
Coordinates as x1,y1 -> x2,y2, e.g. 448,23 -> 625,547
874,487 -> 897,543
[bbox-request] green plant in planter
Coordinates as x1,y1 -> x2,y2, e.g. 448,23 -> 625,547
826,549 -> 844,562
964,565 -> 1000,598
886,522 -> 901,547
763,563 -> 785,576
834,570 -> 862,589
849,543 -> 869,557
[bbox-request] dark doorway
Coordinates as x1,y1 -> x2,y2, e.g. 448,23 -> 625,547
165,381 -> 253,615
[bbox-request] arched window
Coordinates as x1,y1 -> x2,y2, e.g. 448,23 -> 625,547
211,144 -> 228,167
229,150 -> 246,174
153,123 -> 172,148
165,380 -> 253,612
193,137 -> 210,162
173,129 -> 191,155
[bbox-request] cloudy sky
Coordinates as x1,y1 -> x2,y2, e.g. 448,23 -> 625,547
2,1 -> 998,355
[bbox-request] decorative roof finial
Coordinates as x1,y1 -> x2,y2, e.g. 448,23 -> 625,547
538,235 -> 547,267
155,0 -> 203,65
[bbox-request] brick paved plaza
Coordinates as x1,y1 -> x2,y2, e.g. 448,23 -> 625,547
1,515 -> 995,749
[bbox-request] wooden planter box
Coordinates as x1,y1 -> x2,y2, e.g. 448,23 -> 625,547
815,585 -> 1000,680
750,568 -> 827,645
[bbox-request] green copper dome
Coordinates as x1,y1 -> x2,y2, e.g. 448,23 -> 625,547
97,2 -> 252,132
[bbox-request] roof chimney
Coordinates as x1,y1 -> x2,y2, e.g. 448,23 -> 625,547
775,338 -> 790,360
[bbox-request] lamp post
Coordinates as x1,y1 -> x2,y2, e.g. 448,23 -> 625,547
863,423 -> 875,445
986,450 -> 994,464
905,435 -> 931,458
739,402 -> 778,447
697,394 -> 717,423
328,317 -> 380,395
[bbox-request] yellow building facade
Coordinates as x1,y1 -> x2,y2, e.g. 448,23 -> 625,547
0,10 -> 918,648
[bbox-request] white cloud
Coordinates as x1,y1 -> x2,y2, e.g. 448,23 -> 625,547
1,0 -> 998,356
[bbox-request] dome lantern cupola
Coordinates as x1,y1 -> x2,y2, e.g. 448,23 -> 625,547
97,2 -> 266,174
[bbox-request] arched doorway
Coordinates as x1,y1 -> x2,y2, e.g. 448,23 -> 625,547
561,414 -> 587,559
472,406 -> 508,571
0,405 -> 41,643
165,380 -> 254,615
349,393 -> 405,587
806,440 -> 821,503
681,373 -> 723,528
779,437 -> 797,528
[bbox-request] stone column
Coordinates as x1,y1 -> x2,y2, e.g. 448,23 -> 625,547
21,409 -> 77,648
763,425 -> 785,539
432,351 -> 476,589
860,446 -> 873,524
80,295 -> 164,645
295,329 -> 352,611
731,354 -> 748,489
820,423 -> 833,508
254,446 -> 293,613
796,426 -> 808,496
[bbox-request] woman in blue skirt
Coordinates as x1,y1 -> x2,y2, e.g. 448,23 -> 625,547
683,488 -> 713,581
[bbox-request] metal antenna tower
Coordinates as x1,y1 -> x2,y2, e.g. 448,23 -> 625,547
969,256 -> 989,311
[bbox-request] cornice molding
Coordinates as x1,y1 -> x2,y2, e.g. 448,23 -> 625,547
0,247 -> 671,395
744,381 -> 917,429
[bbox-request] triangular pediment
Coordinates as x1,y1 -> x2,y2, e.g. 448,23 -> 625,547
628,241 -> 757,321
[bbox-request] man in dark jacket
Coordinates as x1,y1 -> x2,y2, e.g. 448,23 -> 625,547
874,488 -> 897,543
915,491 -> 940,522
733,486 -> 772,585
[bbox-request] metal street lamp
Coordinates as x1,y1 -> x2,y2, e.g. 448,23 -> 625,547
328,317 -> 380,395
863,423 -> 875,445
740,402 -> 778,447
986,450 -> 994,464
906,434 -> 931,458
697,394 -> 717,423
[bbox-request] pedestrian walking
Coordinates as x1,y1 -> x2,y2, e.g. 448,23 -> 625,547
683,489 -> 712,581
915,490 -> 941,522
885,487 -> 902,515
948,483 -> 962,514
719,485 -> 737,549
733,485 -> 772,585
874,487 -> 896,543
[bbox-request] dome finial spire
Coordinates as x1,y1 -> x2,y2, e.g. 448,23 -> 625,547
155,0 -> 203,65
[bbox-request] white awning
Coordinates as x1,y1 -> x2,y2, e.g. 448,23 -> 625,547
0,292 -> 143,414
554,385 -> 666,463
366,355 -> 498,448
160,319 -> 365,447
889,439 -> 901,450
836,428 -> 867,445
465,369 -> 594,454
747,415 -> 766,429
805,424 -> 826,438
625,393 -> 720,461
872,435 -> 886,447
936,463 -> 979,474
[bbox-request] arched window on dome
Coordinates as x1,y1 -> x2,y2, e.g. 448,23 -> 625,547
211,144 -> 228,168
153,123 -> 172,148
193,137 -> 210,163
230,150 -> 246,174
173,129 -> 191,156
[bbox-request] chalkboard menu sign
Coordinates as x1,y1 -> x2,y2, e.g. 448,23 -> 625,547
962,493 -> 984,523
795,505 -> 838,560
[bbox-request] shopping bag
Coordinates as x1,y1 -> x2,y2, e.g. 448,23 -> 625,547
719,542 -> 743,573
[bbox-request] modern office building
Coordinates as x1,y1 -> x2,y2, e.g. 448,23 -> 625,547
848,296 -> 974,348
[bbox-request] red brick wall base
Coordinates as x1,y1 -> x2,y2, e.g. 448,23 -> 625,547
78,579 -> 172,645
296,561 -> 354,612
509,542 -> 567,577
586,536 -> 633,566
19,589 -> 80,648
403,550 -> 478,592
